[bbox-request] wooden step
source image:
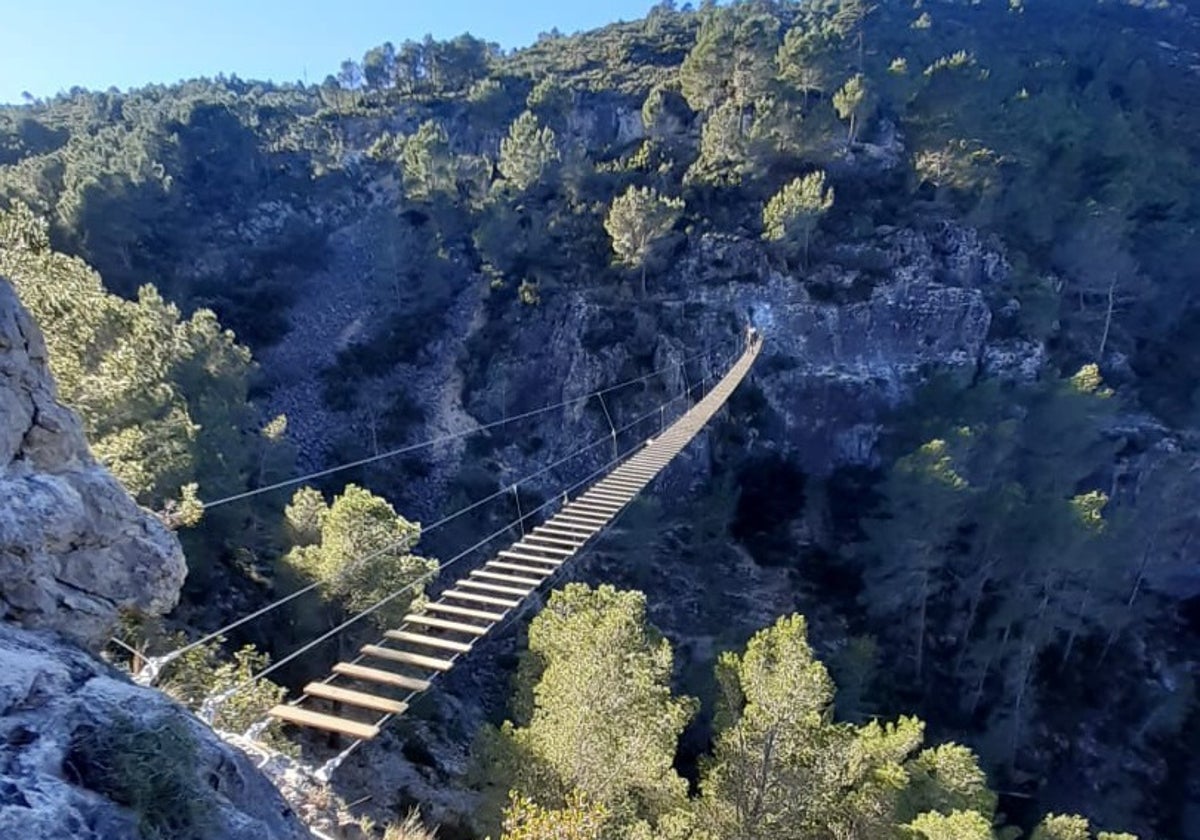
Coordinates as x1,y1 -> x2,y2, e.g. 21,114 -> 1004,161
540,521 -> 596,535
424,601 -> 507,622
619,458 -> 667,472
595,478 -> 639,490
551,517 -> 608,531
523,532 -> 585,548
584,490 -> 632,503
500,548 -> 565,563
404,613 -> 492,635
568,503 -> 622,517
362,645 -> 456,672
269,705 -> 380,739
458,579 -> 532,597
557,511 -> 610,524
602,473 -> 646,484
584,486 -> 632,498
385,629 -> 474,653
600,472 -> 648,484
556,515 -> 610,529
333,662 -> 432,692
570,498 -> 622,511
597,479 -> 644,490
533,527 -> 594,542
440,590 -> 521,609
304,682 -> 408,714
617,463 -> 660,473
489,560 -> 554,577
471,569 -> 541,587
509,541 -> 574,556
581,496 -> 630,509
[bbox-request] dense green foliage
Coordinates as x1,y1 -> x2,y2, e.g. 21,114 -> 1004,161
282,484 -> 437,628
476,585 -> 1137,840
604,185 -> 684,293
763,170 -> 833,264
477,585 -> 694,836
0,201 -> 264,509
157,636 -> 286,736
3,1 -> 1199,836
853,364 -> 1196,789
67,714 -> 212,840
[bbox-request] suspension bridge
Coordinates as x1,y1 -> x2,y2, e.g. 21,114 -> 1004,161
119,332 -> 762,763
265,334 -> 761,741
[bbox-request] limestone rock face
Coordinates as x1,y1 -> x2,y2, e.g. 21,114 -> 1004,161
0,624 -> 310,840
0,278 -> 186,648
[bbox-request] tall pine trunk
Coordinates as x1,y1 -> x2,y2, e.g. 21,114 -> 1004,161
953,561 -> 995,681
1098,275 -> 1117,359
915,569 -> 928,680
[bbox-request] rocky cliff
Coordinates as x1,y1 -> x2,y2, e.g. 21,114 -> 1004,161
0,277 -> 311,840
268,216 -> 1012,827
0,624 -> 311,840
0,278 -> 186,648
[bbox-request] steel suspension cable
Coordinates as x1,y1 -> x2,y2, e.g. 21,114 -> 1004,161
144,349 -> 735,680
201,343 -> 726,511
216,360 -> 730,704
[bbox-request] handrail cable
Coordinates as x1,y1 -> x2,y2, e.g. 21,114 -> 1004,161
299,363 -> 727,696
119,344 -> 731,679
212,360 -> 729,707
201,344 -> 724,511
313,498 -> 643,780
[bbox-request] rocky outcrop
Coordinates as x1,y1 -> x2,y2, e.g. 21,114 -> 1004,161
449,225 -> 997,479
0,278 -> 186,648
725,273 -> 991,473
0,624 -> 310,840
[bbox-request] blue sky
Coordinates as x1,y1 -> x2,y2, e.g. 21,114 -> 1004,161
1,0 -> 661,104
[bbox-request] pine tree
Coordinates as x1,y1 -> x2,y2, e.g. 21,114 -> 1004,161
1031,814 -> 1095,840
687,99 -> 752,187
527,75 -> 573,133
696,614 -> 927,840
905,809 -> 998,840
776,27 -> 832,110
399,120 -> 454,201
282,485 -> 437,629
499,111 -> 560,192
900,743 -> 998,823
0,201 -> 262,510
361,42 -> 397,90
762,170 -> 834,266
604,185 -> 684,295
680,10 -> 736,113
731,13 -> 781,109
484,584 -> 695,836
501,792 -> 609,840
862,439 -> 970,682
833,73 -> 868,144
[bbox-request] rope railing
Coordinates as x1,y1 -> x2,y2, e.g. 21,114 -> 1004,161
205,360 -> 731,715
113,343 -> 734,683
304,351 -> 748,778
200,344 -> 725,511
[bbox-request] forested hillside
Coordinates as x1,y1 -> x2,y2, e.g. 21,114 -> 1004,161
2,1 -> 1199,838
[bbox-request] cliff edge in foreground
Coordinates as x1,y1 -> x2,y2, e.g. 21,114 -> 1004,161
0,277 -> 311,839
0,276 -> 185,648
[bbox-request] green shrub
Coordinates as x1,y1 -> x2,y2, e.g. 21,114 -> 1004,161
66,713 -> 213,840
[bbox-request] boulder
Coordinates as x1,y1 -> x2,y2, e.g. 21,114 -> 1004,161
0,278 -> 186,648
0,624 -> 310,840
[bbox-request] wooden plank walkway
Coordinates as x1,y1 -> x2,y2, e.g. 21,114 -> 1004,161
269,335 -> 762,739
